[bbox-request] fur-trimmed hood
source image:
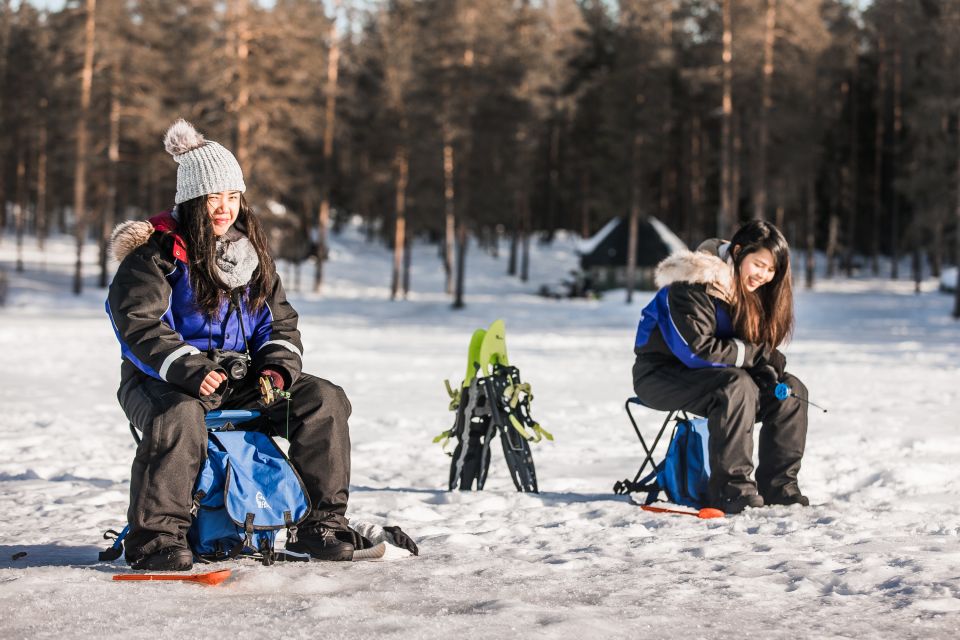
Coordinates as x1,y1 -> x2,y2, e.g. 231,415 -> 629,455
110,212 -> 187,263
655,239 -> 734,302
110,220 -> 155,263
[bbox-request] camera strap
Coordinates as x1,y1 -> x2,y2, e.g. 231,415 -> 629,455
229,289 -> 252,360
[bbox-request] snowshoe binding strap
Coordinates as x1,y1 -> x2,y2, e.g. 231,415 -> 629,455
444,380 -> 462,410
98,525 -> 130,562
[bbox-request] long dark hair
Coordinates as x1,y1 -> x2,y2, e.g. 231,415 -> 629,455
176,194 -> 275,317
728,220 -> 794,349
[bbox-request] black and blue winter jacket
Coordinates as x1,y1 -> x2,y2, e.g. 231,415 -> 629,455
633,243 -> 765,370
106,211 -> 303,396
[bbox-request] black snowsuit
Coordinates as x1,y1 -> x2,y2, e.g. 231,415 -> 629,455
107,214 -> 351,561
632,243 -> 808,505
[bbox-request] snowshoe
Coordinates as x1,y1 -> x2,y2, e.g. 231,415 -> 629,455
436,319 -> 552,493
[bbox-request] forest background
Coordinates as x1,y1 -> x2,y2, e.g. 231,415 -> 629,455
1,0 -> 959,315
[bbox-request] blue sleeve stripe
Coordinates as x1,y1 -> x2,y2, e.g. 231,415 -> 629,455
104,298 -> 163,380
250,302 -> 275,353
634,287 -> 727,370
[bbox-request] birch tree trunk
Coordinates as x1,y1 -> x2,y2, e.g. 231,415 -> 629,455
719,0 -> 733,238
872,36 -> 886,276
14,144 -> 25,272
625,133 -> 642,304
0,0 -> 12,243
442,132 -> 455,292
754,0 -> 777,221
391,147 -> 408,300
845,10 -> 860,277
689,114 -> 703,243
520,183 -> 530,283
402,232 -> 411,297
732,110 -> 742,225
580,172 -> 590,239
315,7 -> 341,293
99,69 -> 120,288
826,82 -> 846,278
36,97 -> 48,252
890,6 -> 902,279
954,105 -> 960,318
452,6 -> 477,309
233,0 -> 251,171
73,0 -> 97,295
805,178 -> 816,290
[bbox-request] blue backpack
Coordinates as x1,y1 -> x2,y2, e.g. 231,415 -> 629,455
100,410 -> 310,566
642,418 -> 712,509
188,428 -> 311,563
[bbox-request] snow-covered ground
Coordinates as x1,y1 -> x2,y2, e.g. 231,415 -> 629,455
1,226 -> 959,639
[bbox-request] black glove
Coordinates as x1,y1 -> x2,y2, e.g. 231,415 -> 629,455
384,525 -> 419,556
749,363 -> 780,395
765,348 -> 786,379
334,528 -> 375,550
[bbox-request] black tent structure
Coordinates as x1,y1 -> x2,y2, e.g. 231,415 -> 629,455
579,216 -> 687,290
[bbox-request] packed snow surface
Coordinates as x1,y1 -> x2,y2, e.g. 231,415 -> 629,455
1,228 -> 959,639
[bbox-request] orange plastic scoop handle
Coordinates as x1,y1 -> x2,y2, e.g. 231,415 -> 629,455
641,504 -> 725,519
112,569 -> 231,586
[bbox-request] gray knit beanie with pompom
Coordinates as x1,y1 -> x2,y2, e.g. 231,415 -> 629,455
163,119 -> 246,204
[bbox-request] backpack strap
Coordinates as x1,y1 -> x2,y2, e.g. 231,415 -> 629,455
636,467 -> 662,505
257,535 -> 276,566
284,511 -> 298,544
242,513 -> 255,552
190,490 -> 205,517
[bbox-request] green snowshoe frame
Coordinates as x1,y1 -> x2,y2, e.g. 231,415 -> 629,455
437,319 -> 553,493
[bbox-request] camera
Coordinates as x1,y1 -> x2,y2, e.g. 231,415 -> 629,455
208,349 -> 251,381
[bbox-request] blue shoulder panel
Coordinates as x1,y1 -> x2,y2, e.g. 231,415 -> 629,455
105,298 -> 162,380
633,286 -> 728,369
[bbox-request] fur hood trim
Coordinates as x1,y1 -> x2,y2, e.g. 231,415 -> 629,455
110,220 -> 155,263
655,249 -> 734,294
110,212 -> 187,263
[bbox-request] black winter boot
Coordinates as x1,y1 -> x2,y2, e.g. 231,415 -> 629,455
764,487 -> 810,507
717,493 -> 764,515
286,524 -> 354,561
129,546 -> 193,571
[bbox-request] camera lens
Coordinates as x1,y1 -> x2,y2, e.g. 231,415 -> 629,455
228,359 -> 247,380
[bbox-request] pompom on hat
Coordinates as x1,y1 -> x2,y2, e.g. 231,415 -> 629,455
163,119 -> 246,204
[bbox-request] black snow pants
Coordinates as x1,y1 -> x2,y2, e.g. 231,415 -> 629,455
117,365 -> 352,560
632,354 -> 807,505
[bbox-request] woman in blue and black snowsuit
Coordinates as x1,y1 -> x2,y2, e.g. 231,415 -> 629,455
107,120 -> 354,570
632,220 -> 809,514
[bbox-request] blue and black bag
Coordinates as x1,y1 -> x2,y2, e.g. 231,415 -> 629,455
188,427 -> 311,565
100,410 -> 310,566
640,418 -> 712,509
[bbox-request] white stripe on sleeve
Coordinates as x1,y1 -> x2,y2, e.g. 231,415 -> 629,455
733,339 -> 746,367
159,345 -> 201,381
261,339 -> 303,359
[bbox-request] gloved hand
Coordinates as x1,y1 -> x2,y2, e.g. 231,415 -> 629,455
258,369 -> 285,406
384,525 -> 419,556
764,348 -> 786,379
748,363 -> 780,395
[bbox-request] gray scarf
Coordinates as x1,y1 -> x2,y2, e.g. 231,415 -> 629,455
215,228 -> 259,289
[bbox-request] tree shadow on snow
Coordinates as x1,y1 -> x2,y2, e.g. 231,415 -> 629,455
0,543 -> 119,572
351,484 -> 631,506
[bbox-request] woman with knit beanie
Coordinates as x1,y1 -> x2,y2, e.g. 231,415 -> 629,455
106,120 -> 354,570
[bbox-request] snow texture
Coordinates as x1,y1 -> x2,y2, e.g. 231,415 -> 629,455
1,225 -> 959,639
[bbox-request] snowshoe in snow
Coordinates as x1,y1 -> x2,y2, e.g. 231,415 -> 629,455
435,320 -> 553,493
